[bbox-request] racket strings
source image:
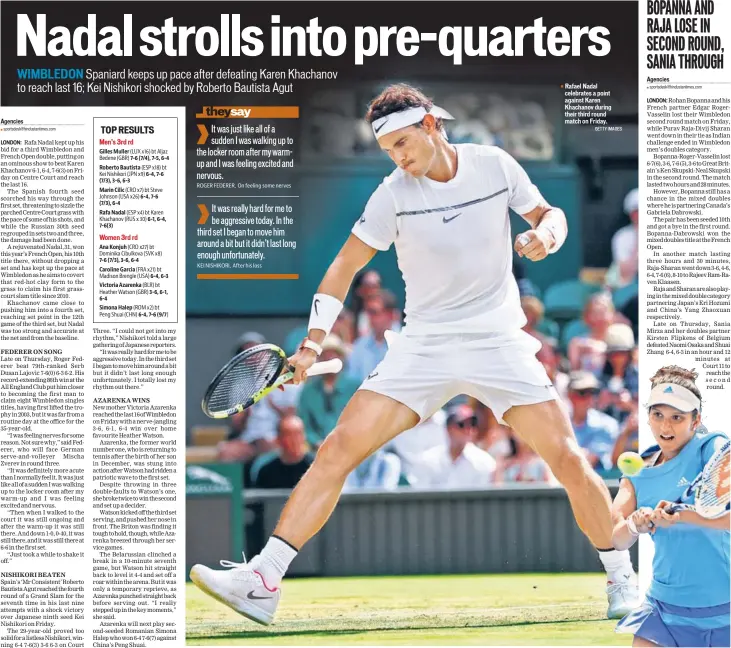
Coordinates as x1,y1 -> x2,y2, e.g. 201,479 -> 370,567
712,453 -> 730,502
207,351 -> 283,412
696,449 -> 730,513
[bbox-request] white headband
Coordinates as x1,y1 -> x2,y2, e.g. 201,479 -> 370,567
647,383 -> 701,413
371,105 -> 455,139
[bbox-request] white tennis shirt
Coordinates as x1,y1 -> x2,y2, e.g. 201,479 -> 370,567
351,144 -> 546,336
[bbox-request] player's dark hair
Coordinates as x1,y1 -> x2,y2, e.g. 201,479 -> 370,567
365,83 -> 445,132
650,365 -> 702,419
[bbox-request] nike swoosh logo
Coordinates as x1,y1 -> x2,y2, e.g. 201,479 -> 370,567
314,299 -> 320,315
247,591 -> 274,600
374,119 -> 388,134
367,371 -> 378,379
442,212 -> 462,223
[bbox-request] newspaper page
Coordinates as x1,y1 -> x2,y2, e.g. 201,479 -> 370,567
0,1 -> 728,647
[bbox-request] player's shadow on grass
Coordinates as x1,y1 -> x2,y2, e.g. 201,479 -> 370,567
190,615 -> 605,641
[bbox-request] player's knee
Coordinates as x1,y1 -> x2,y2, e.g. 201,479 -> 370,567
549,443 -> 591,491
314,423 -> 364,478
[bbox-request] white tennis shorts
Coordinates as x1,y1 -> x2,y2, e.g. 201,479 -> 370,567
358,329 -> 556,424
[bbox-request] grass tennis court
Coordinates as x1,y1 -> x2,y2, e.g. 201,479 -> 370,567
186,573 -> 631,645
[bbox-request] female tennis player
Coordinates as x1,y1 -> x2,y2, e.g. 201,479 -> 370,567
612,366 -> 730,647
190,83 -> 639,624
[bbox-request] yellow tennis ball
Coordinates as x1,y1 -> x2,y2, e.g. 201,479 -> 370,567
618,452 -> 645,476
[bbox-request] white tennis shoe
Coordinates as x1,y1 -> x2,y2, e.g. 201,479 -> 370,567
190,555 -> 281,625
606,572 -> 641,619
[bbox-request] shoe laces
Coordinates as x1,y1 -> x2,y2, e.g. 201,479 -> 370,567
607,580 -> 638,599
218,553 -> 260,582
606,582 -> 626,596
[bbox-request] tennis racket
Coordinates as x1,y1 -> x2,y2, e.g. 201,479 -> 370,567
201,343 -> 343,419
665,440 -> 730,518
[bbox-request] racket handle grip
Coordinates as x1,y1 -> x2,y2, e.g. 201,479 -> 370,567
308,358 -> 343,377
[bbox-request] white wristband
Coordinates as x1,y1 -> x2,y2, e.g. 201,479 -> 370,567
537,209 -> 567,254
626,515 -> 639,537
308,293 -> 343,337
300,339 -> 322,356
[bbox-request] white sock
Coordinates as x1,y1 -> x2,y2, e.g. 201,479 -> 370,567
597,549 -> 634,581
254,536 -> 298,589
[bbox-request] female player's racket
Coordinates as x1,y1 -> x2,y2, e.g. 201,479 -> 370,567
201,343 -> 342,419
666,440 -> 730,519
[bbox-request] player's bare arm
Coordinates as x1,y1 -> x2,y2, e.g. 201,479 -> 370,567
514,203 -> 568,262
611,478 -> 654,550
676,507 -> 730,530
652,499 -> 730,531
289,235 -> 377,384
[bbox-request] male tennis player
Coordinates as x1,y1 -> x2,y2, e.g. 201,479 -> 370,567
613,366 -> 729,646
190,84 -> 640,624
